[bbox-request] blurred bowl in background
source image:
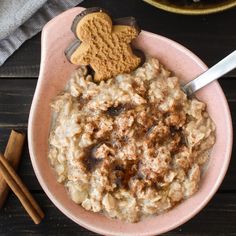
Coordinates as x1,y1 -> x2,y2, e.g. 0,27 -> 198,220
143,0 -> 236,15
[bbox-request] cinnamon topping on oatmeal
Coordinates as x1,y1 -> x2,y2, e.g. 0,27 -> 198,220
48,58 -> 215,222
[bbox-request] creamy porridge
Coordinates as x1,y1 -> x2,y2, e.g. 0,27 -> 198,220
48,58 -> 215,223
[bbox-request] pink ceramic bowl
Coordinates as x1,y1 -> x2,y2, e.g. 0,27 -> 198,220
28,7 -> 233,236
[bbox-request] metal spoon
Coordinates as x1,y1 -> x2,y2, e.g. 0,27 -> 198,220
182,50 -> 236,97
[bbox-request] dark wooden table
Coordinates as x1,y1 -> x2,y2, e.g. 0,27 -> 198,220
0,0 -> 236,235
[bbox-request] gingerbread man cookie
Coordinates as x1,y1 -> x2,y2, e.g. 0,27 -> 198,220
66,8 -> 141,82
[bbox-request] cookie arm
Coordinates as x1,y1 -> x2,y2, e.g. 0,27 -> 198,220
113,25 -> 139,43
70,43 -> 91,65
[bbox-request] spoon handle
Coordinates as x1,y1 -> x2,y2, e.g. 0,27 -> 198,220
183,50 -> 236,96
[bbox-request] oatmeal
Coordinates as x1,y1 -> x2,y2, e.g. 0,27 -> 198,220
48,58 -> 215,223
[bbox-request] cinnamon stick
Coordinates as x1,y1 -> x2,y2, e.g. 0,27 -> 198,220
0,130 -> 25,209
0,153 -> 44,224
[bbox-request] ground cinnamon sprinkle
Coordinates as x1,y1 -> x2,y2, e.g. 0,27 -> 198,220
48,57 -> 215,222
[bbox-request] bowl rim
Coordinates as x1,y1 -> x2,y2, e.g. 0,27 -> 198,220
28,7 -> 233,236
143,0 -> 236,15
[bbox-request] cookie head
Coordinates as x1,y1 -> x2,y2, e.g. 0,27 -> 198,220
66,8 -> 142,82
75,12 -> 112,42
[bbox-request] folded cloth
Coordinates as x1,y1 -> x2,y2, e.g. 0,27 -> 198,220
0,0 -> 84,66
0,0 -> 47,40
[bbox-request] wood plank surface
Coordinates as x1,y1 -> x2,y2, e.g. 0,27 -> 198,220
0,0 -> 236,235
